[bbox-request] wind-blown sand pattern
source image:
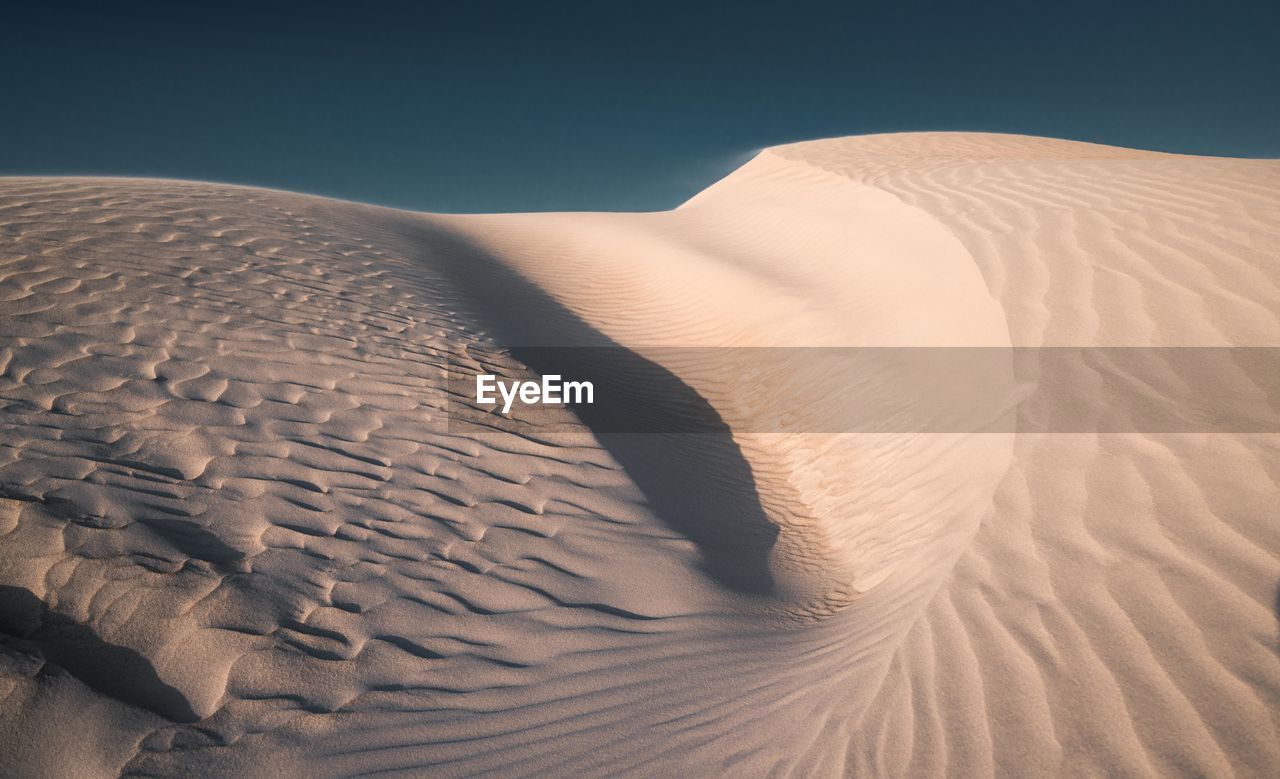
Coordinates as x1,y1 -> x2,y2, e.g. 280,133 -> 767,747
1,133 -> 1277,776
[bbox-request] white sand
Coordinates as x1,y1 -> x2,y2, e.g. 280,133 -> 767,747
0,133 -> 1277,776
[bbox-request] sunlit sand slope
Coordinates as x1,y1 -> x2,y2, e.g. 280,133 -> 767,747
766,133 -> 1280,776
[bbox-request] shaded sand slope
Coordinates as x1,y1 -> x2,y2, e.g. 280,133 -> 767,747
1,133 -> 1278,776
0,172 -> 1012,776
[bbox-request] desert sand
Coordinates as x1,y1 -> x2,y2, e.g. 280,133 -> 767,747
1,132 -> 1277,776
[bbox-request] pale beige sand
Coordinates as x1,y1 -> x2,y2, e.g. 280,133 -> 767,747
0,133 -> 1277,776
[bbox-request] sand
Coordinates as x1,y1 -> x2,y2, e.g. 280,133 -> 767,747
0,133 -> 1277,776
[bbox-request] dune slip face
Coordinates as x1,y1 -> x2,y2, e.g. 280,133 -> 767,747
1,133 -> 1278,776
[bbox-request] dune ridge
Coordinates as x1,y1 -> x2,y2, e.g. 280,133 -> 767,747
1,133 -> 1277,776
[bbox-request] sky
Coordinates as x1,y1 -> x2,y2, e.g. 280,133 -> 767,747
2,1 -> 1276,213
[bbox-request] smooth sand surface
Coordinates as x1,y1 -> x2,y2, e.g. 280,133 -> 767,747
1,133 -> 1277,776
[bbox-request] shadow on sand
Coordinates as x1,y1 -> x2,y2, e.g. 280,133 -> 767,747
398,221 -> 781,597
0,584 -> 197,722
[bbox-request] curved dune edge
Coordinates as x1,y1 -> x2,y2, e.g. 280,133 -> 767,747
0,132 -> 1277,776
425,150 -> 1017,616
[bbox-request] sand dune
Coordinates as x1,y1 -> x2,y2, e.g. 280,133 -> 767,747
1,133 -> 1277,776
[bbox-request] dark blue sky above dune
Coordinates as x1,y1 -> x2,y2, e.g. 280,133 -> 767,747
2,1 -> 1276,212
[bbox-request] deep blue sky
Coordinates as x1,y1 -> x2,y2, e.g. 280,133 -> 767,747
2,1 -> 1276,212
